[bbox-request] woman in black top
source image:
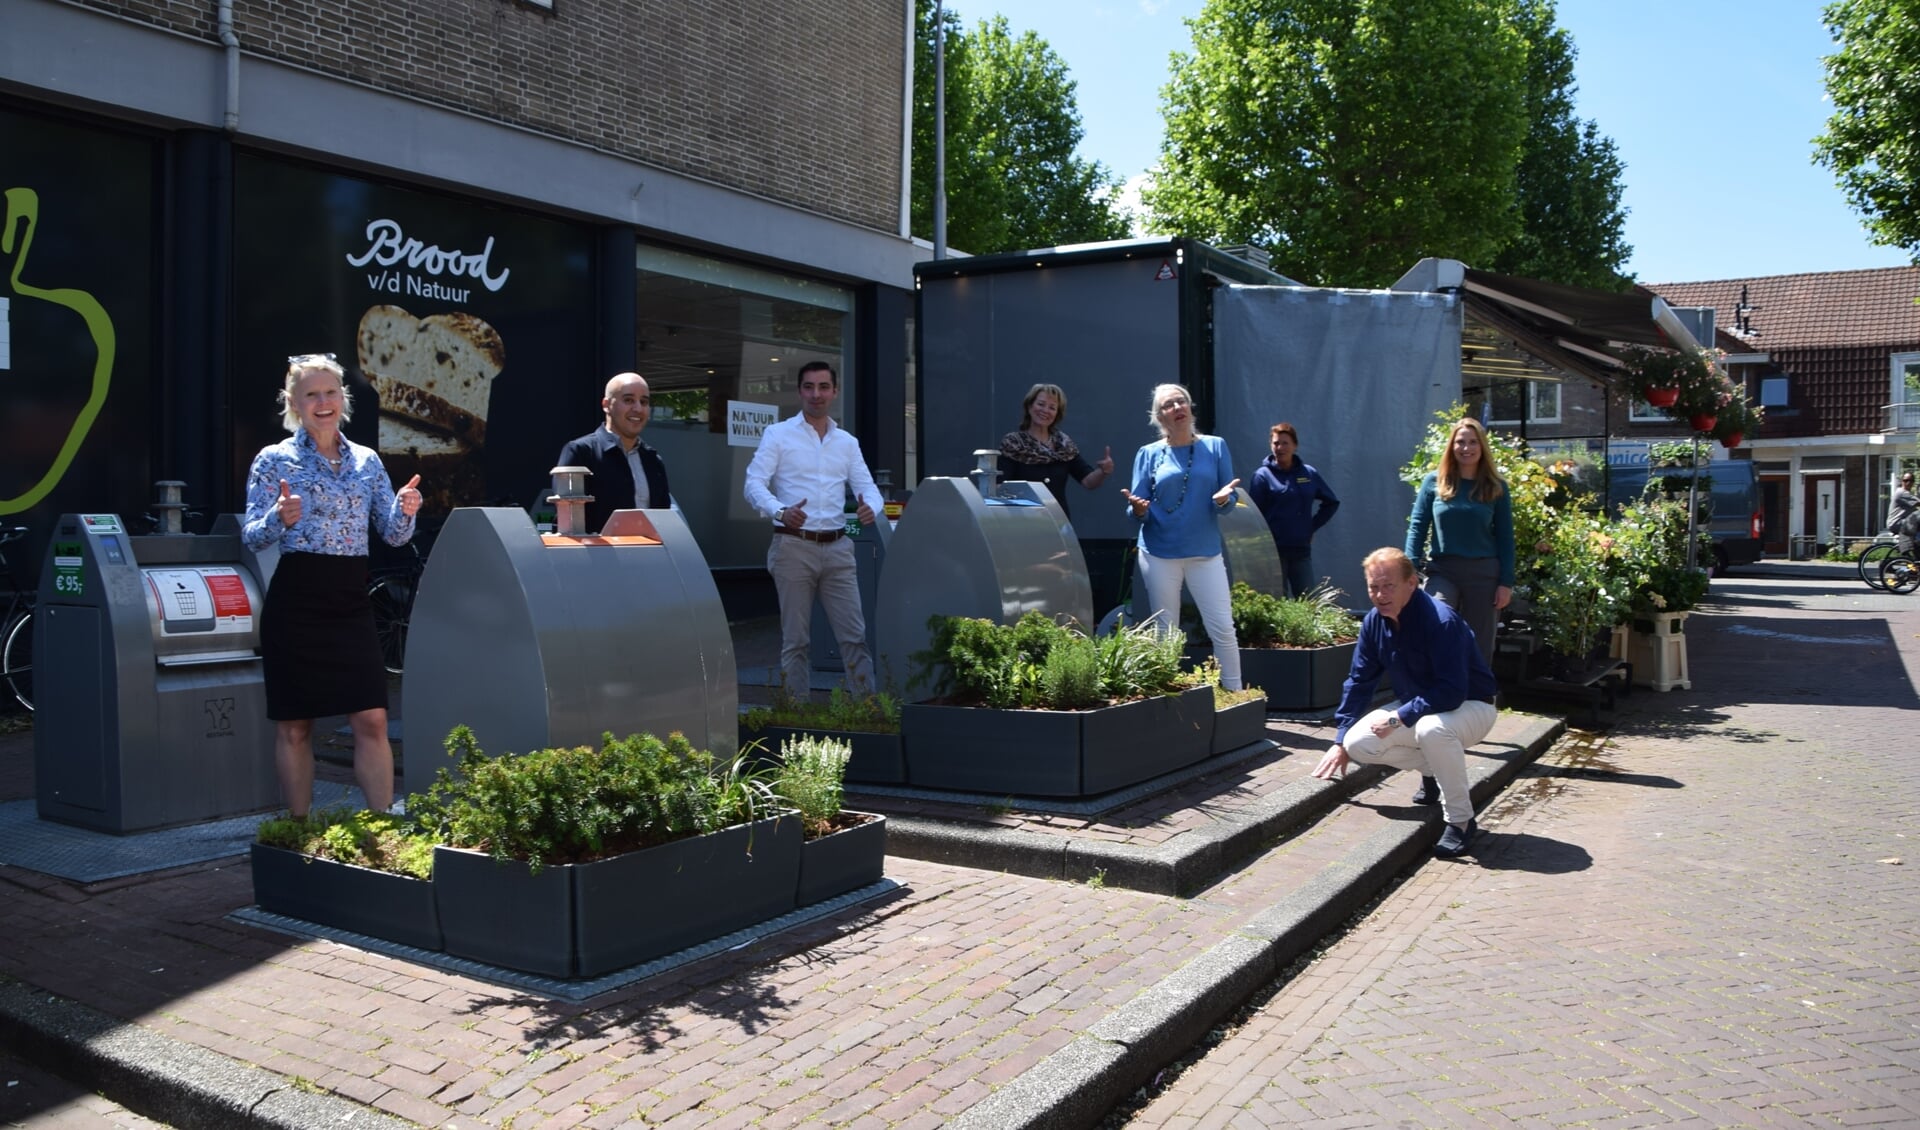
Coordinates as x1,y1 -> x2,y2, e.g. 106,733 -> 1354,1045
996,382 -> 1113,518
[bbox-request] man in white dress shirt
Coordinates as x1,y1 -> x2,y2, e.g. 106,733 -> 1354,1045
743,361 -> 885,698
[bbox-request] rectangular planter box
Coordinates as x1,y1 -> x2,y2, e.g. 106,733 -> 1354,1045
797,812 -> 887,907
1211,697 -> 1269,755
902,686 -> 1214,798
434,814 -> 802,979
741,725 -> 906,785
1238,641 -> 1356,711
249,843 -> 442,953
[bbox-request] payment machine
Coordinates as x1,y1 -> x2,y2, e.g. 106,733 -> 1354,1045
400,468 -> 737,798
34,483 -> 280,832
873,455 -> 1095,697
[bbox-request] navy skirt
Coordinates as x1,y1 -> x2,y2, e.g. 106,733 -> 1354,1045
261,552 -> 387,721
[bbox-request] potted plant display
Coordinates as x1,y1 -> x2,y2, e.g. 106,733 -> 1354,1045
413,727 -> 800,978
901,612 -> 1215,797
768,733 -> 887,906
1225,582 -> 1361,711
251,807 -> 441,951
741,689 -> 904,784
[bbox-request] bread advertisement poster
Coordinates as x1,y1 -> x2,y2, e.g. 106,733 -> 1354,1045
231,155 -> 596,520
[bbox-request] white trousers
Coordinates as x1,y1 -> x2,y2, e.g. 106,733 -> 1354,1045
1343,699 -> 1498,827
1138,551 -> 1241,690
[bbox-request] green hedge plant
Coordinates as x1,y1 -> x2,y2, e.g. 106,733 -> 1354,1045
911,610 -> 1188,709
1230,582 -> 1359,649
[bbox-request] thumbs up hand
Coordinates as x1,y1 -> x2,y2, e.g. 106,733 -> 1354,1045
276,479 -> 303,527
397,474 -> 423,518
1096,446 -> 1115,476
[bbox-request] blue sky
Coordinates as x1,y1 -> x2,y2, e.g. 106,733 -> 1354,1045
974,0 -> 1912,284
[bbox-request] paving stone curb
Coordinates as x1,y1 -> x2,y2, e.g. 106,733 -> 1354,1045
0,974 -> 414,1130
950,714 -> 1565,1130
887,715 -> 1559,897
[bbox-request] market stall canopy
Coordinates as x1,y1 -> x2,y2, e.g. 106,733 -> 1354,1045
1457,267 -> 1704,386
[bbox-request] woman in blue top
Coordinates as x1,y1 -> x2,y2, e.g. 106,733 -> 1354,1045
1121,383 -> 1244,690
243,354 -> 423,818
1403,417 -> 1514,667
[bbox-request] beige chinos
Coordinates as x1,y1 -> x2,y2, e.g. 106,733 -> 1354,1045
768,534 -> 873,698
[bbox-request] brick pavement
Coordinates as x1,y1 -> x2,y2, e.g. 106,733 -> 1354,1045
1124,568 -> 1920,1128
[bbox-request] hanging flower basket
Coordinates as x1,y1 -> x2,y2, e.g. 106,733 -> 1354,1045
1719,431 -> 1743,449
1688,412 -> 1717,433
1644,385 -> 1680,408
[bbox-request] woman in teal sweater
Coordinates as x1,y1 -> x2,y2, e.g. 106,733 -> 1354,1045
1403,417 -> 1514,668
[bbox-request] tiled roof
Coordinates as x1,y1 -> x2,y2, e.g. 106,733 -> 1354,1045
1645,266 -> 1920,350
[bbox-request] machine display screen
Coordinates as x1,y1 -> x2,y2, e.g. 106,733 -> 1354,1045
98,535 -> 126,565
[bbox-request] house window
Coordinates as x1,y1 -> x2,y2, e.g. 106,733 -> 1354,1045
1628,394 -> 1668,423
1760,376 -> 1789,407
1892,352 -> 1920,430
1486,380 -> 1561,425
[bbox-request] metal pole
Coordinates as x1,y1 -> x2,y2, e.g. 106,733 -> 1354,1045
1686,433 -> 1701,572
933,0 -> 948,259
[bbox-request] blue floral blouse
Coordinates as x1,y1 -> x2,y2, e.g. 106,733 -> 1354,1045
242,429 -> 416,555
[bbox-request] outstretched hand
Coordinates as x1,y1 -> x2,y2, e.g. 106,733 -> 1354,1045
1212,477 -> 1243,506
1120,486 -> 1149,519
1312,744 -> 1351,780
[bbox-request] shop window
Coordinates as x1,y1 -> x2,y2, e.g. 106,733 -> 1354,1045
1486,379 -> 1561,425
633,244 -> 852,568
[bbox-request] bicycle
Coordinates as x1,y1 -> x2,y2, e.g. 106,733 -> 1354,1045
1,526 -> 36,712
366,514 -> 441,676
1881,555 -> 1920,595
1858,540 -> 1902,590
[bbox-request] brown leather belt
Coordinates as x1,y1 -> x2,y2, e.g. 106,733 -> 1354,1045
773,525 -> 845,544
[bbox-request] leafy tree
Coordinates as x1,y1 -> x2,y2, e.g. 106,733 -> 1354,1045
1488,0 -> 1633,289
1814,0 -> 1920,257
911,2 -> 1130,254
1149,0 -> 1531,287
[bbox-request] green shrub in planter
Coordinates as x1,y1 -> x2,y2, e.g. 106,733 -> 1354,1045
771,733 -> 852,836
408,726 -> 775,873
255,807 -> 437,879
1229,583 -> 1359,650
911,611 -> 1188,709
742,689 -> 900,736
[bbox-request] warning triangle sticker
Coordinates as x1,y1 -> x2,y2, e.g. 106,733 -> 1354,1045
1154,259 -> 1178,281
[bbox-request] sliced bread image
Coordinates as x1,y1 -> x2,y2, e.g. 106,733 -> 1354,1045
356,304 -> 505,445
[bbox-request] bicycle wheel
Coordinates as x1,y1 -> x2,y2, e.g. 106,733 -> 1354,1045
1859,543 -> 1898,589
367,575 -> 414,676
2,608 -> 32,712
1884,556 -> 1920,595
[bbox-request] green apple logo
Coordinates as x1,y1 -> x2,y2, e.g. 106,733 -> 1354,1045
2,186 -> 116,516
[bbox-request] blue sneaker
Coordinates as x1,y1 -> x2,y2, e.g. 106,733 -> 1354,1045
1433,819 -> 1478,858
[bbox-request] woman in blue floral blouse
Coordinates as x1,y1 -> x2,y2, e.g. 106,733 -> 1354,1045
243,354 -> 423,817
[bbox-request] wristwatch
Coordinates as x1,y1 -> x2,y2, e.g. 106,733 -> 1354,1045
775,507 -> 787,525
1386,714 -> 1402,730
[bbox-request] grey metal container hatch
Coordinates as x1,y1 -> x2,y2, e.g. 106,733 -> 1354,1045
400,504 -> 737,798
34,489 -> 280,833
873,473 -> 1094,699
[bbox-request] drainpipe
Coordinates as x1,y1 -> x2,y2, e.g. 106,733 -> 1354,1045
900,0 -> 913,240
217,0 -> 240,134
